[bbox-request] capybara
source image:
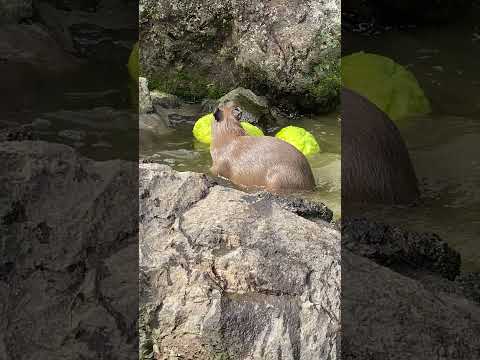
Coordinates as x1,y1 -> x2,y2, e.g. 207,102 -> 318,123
342,88 -> 420,204
210,101 -> 316,192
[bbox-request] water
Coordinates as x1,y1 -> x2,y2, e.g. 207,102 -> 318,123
2,61 -> 138,161
344,9 -> 480,271
140,109 -> 342,218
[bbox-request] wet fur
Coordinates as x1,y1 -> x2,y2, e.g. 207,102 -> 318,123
342,88 -> 419,204
210,102 -> 315,192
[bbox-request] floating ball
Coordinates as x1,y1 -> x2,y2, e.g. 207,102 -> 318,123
342,51 -> 431,121
275,126 -> 321,156
192,113 -> 264,144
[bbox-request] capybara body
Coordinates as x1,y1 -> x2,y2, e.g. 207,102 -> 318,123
342,88 -> 419,204
210,102 -> 316,192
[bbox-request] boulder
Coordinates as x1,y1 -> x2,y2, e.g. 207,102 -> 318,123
139,113 -> 172,135
139,163 -> 341,359
140,164 -> 480,359
342,251 -> 480,359
33,0 -> 137,62
0,0 -> 32,24
342,218 -> 461,280
150,90 -> 180,110
0,24 -> 81,113
216,88 -> 275,128
139,77 -> 154,114
0,141 -> 137,359
139,0 -> 341,112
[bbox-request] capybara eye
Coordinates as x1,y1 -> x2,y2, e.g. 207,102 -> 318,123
232,107 -> 242,119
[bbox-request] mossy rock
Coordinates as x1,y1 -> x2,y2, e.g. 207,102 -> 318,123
149,68 -> 231,103
342,51 -> 431,121
128,42 -> 139,83
275,126 -> 321,156
193,113 -> 264,144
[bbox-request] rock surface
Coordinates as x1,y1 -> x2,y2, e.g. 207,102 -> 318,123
34,0 -> 137,62
0,0 -> 32,24
141,164 -> 480,359
216,87 -> 276,129
342,251 -> 480,359
139,163 -> 341,359
0,24 -> 81,113
140,0 -> 341,112
0,141 -> 137,359
342,218 -> 461,280
139,77 -> 154,114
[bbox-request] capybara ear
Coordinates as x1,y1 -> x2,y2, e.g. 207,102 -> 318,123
213,108 -> 223,122
232,106 -> 242,120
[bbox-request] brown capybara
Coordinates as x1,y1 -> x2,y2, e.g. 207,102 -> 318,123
342,88 -> 420,204
210,101 -> 316,192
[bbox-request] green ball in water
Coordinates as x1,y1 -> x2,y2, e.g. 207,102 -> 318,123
192,113 -> 264,144
275,126 -> 321,156
127,42 -> 139,83
341,51 -> 431,121
240,122 -> 264,137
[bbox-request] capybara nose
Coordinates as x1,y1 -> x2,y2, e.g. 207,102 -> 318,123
213,108 -> 222,122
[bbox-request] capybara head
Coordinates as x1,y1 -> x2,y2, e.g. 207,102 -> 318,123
213,101 -> 242,123
212,101 -> 246,142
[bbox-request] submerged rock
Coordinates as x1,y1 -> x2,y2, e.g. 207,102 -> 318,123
139,113 -> 172,135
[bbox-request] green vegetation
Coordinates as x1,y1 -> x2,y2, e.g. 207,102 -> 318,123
300,32 -> 341,112
307,58 -> 341,107
212,353 -> 231,360
148,69 -> 232,103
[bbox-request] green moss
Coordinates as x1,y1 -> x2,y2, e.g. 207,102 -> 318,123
139,305 -> 155,360
212,353 -> 231,360
302,32 -> 341,112
148,69 -> 231,102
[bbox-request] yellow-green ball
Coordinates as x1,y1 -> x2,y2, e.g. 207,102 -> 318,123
275,126 -> 320,156
192,113 -> 264,144
127,42 -> 139,83
342,51 -> 431,121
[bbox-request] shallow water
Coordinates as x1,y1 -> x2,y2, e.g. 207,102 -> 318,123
140,110 -> 342,218
345,10 -> 480,270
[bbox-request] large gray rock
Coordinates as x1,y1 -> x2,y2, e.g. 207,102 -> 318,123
139,0 -> 341,112
0,0 -> 32,24
0,24 -> 81,113
139,163 -> 341,359
0,141 -> 137,359
139,77 -> 154,114
140,164 -> 480,359
342,251 -> 480,359
33,0 -> 137,62
342,218 -> 461,280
